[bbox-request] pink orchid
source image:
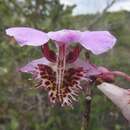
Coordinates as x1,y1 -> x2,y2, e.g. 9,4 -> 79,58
97,82 -> 130,122
6,27 -> 117,107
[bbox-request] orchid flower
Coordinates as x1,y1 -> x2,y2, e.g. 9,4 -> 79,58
97,82 -> 130,122
6,27 -> 117,107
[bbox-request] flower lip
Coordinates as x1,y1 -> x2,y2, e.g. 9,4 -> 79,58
6,27 -> 117,55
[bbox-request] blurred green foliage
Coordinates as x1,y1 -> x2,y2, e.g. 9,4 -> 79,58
0,0 -> 130,130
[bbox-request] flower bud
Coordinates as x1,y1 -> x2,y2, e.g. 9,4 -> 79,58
97,82 -> 130,122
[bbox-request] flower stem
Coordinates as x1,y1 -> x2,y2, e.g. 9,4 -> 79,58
81,51 -> 92,130
81,86 -> 92,130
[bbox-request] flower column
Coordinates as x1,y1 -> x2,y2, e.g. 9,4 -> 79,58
56,44 -> 66,103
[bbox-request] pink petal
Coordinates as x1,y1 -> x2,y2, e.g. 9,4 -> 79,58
97,82 -> 130,122
18,57 -> 54,73
71,59 -> 101,77
47,29 -> 81,44
80,31 -> 117,55
6,27 -> 49,46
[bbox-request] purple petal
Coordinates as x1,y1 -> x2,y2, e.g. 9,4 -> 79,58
79,31 -> 117,55
71,58 -> 101,77
19,57 -> 53,74
6,27 -> 49,46
47,29 -> 81,44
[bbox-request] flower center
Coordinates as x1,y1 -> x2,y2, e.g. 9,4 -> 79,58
37,43 -> 87,107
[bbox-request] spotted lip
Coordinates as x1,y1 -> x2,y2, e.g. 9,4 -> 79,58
35,64 -> 88,107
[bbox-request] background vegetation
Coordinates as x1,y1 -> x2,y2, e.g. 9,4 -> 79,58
0,0 -> 130,130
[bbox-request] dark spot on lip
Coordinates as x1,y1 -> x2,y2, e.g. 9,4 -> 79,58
40,71 -> 46,75
45,66 -> 53,74
73,77 -> 80,80
68,95 -> 72,99
38,64 -> 44,67
71,80 -> 78,85
35,81 -> 42,87
68,68 -> 76,75
45,81 -> 50,85
50,92 -> 53,97
77,73 -> 83,77
52,97 -> 55,100
52,86 -> 55,91
47,87 -> 51,90
48,76 -> 54,81
41,75 -> 48,79
53,82 -> 56,86
65,88 -> 71,93
63,94 -> 66,97
64,102 -> 67,106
